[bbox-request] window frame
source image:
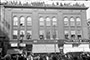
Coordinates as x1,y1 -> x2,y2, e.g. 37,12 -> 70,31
26,30 -> 32,39
13,16 -> 18,26
39,17 -> 44,26
77,30 -> 82,39
20,16 -> 25,26
13,30 -> 18,39
27,16 -> 32,26
76,17 -> 81,26
70,17 -> 75,26
46,17 -> 51,26
46,30 -> 51,39
19,30 -> 25,40
64,17 -> 69,26
39,30 -> 44,40
52,17 -> 57,26
52,29 -> 58,39
64,30 -> 69,39
71,30 -> 76,39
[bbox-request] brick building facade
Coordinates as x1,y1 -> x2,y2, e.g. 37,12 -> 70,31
0,1 -> 90,54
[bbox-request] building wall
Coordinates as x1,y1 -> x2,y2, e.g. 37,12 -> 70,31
87,18 -> 90,39
0,5 -> 9,38
4,7 -> 89,40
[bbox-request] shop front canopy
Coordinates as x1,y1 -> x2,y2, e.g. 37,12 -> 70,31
32,44 -> 60,53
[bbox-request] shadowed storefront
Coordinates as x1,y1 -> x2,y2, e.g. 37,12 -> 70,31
0,29 -> 10,56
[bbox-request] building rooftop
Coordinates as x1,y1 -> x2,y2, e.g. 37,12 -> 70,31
0,1 -> 88,10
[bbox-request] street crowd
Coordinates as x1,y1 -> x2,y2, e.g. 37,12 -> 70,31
0,52 -> 90,60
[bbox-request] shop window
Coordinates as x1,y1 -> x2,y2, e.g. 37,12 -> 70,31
52,17 -> 57,26
64,30 -> 69,39
39,17 -> 44,26
46,17 -> 51,26
27,17 -> 32,26
26,31 -> 32,40
71,31 -> 75,39
13,30 -> 18,39
76,18 -> 81,26
64,17 -> 69,26
70,17 -> 75,26
20,17 -> 25,26
13,16 -> 18,26
39,30 -> 44,40
46,30 -> 51,39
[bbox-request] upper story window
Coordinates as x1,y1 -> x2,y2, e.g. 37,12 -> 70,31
27,17 -> 32,26
46,17 -> 51,26
20,16 -> 25,26
64,17 -> 69,26
77,30 -> 82,39
76,17 -> 81,26
46,30 -> 51,39
64,30 -> 69,39
20,30 -> 25,40
52,17 -> 57,26
26,30 -> 32,40
13,30 -> 18,39
39,30 -> 44,40
52,30 -> 58,39
70,17 -> 75,26
13,16 -> 18,26
39,17 -> 44,26
71,30 -> 75,39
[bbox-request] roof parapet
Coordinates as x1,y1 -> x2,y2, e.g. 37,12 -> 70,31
1,1 -> 88,10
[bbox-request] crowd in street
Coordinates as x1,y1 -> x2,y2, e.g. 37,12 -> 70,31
0,52 -> 90,60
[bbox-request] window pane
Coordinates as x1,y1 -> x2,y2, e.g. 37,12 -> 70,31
64,30 -> 69,39
40,30 -> 44,35
71,30 -> 75,39
52,30 -> 58,39
77,30 -> 82,39
70,18 -> 75,26
20,17 -> 25,26
27,17 -> 32,26
52,18 -> 57,26
39,30 -> 44,40
13,17 -> 18,26
71,31 -> 75,34
20,30 -> 25,40
20,30 -> 25,35
39,17 -> 44,26
13,30 -> 18,39
26,30 -> 32,39
76,18 -> 81,26
46,17 -> 51,26
64,17 -> 69,26
46,30 -> 51,39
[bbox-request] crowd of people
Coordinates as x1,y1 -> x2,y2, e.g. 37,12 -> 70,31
0,52 -> 90,60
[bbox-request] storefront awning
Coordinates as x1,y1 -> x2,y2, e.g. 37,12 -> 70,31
32,44 -> 60,53
64,44 -> 90,54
